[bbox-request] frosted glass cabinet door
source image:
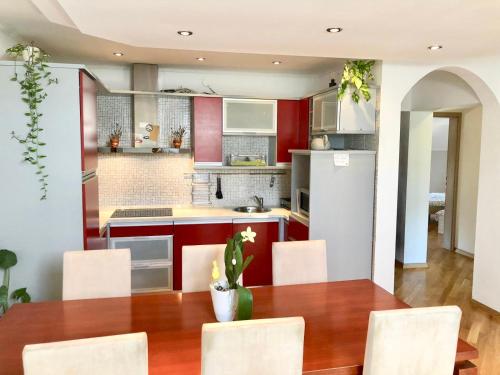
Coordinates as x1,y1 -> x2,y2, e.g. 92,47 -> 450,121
223,98 -> 277,134
312,90 -> 339,133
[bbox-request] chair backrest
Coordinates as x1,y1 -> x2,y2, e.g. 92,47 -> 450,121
63,249 -> 131,300
183,244 -> 240,293
202,317 -> 305,375
272,240 -> 327,286
363,306 -> 462,375
23,332 -> 148,375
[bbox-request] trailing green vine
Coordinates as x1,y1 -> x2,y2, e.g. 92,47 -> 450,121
6,43 -> 58,200
338,60 -> 375,103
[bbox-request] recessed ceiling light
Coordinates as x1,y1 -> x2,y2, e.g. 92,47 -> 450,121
113,52 -> 124,57
196,57 -> 206,61
272,61 -> 282,65
428,45 -> 443,51
177,30 -> 193,36
326,27 -> 343,33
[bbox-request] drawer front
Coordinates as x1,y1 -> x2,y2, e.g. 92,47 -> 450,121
109,225 -> 174,237
110,235 -> 173,262
132,266 -> 172,293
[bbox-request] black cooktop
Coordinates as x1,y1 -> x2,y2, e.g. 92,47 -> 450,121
111,208 -> 173,218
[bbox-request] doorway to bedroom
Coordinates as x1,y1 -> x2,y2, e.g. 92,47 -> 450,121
429,114 -> 459,253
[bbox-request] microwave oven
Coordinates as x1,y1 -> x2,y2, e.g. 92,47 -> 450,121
296,188 -> 310,217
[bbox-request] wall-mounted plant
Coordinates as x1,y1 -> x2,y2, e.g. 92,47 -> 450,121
172,126 -> 187,149
0,249 -> 31,315
6,43 -> 58,200
338,60 -> 375,103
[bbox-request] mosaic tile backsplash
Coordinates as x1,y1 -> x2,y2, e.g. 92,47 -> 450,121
222,135 -> 271,165
97,95 -> 192,149
98,153 -> 290,208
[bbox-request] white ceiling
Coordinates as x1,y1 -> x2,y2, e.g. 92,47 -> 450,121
1,0 -> 500,70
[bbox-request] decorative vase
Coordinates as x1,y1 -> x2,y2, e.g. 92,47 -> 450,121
210,283 -> 238,322
173,139 -> 182,149
110,136 -> 120,149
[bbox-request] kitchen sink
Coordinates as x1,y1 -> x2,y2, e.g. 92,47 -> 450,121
233,206 -> 272,213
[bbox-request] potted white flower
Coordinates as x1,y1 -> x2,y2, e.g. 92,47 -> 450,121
209,227 -> 256,322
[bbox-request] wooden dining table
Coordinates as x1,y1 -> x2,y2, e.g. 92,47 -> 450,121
0,279 -> 477,374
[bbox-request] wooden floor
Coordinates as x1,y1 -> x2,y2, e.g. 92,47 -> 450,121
395,225 -> 500,374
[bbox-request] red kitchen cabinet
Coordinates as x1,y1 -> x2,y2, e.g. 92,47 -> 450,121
233,221 -> 279,287
79,70 -> 98,173
298,98 -> 310,149
193,97 -> 223,164
288,216 -> 309,241
277,99 -> 310,163
173,222 -> 233,290
277,100 -> 300,163
82,175 -> 106,249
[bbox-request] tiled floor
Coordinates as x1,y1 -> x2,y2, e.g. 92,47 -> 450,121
395,225 -> 500,374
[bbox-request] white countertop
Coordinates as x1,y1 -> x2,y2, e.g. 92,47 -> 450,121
100,206 -> 290,231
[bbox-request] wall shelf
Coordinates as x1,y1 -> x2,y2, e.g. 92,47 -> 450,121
98,147 -> 191,154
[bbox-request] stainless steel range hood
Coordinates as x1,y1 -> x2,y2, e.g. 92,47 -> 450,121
133,64 -> 159,147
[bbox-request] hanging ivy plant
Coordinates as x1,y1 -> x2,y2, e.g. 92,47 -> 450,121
6,43 -> 58,200
338,60 -> 375,104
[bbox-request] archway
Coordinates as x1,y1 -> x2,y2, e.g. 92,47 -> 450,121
373,63 -> 500,313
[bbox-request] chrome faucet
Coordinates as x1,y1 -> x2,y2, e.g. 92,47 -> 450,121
254,196 -> 264,209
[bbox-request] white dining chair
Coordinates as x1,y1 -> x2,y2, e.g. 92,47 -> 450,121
202,317 -> 305,375
183,244 -> 243,293
63,249 -> 131,300
23,332 -> 148,375
272,240 -> 327,286
363,306 -> 462,375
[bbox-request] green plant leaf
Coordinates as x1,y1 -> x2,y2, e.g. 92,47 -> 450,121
0,249 -> 17,269
241,254 -> 254,273
11,288 -> 31,303
236,286 -> 253,320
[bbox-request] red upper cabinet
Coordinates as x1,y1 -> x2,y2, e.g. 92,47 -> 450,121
193,97 -> 223,164
233,221 -> 279,287
79,70 -> 98,173
277,100 -> 300,163
298,98 -> 310,149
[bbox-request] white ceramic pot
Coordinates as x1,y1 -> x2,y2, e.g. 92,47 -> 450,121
210,283 -> 238,322
22,46 -> 41,63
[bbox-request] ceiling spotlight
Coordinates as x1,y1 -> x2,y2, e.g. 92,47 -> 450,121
113,52 -> 124,57
177,30 -> 193,36
326,27 -> 343,33
196,57 -> 206,61
272,61 -> 282,65
428,45 -> 443,51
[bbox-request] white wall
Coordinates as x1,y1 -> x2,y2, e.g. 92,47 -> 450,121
0,62 -> 83,302
430,151 -> 447,193
374,57 -> 500,312
0,24 -> 17,60
401,112 -> 433,264
87,64 -> 334,99
455,106 -> 482,254
401,70 -> 480,111
429,117 -> 449,193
